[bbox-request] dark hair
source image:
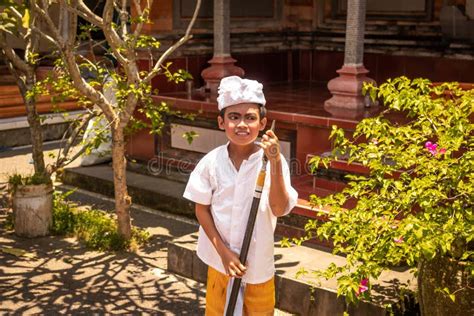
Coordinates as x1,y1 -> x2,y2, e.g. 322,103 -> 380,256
219,104 -> 267,120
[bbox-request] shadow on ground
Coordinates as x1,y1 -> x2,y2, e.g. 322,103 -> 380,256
0,190 -> 205,315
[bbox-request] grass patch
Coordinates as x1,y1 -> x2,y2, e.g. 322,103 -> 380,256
51,190 -> 150,251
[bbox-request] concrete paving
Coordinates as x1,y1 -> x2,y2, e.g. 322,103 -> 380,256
0,140 -> 82,183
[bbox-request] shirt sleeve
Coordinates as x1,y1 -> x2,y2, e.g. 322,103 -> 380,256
183,155 -> 213,205
264,155 -> 298,216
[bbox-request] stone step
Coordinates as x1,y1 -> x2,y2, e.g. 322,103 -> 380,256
316,27 -> 442,38
0,110 -> 86,148
307,152 -> 403,179
0,84 -> 20,97
0,68 -> 15,85
168,233 -> 415,315
292,174 -> 335,200
0,100 -> 80,119
61,164 -> 195,218
291,174 -> 357,212
323,18 -> 441,28
127,148 -> 202,185
0,83 -> 81,119
61,163 -> 344,248
318,19 -> 442,38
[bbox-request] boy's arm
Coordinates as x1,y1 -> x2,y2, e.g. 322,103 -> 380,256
261,130 -> 290,217
269,158 -> 290,217
195,203 -> 247,278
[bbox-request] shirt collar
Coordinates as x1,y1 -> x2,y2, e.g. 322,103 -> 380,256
224,142 -> 263,163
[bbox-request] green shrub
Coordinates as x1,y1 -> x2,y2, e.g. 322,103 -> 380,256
51,191 -> 150,251
293,78 -> 473,308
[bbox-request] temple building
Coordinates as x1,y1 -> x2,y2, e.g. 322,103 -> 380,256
121,0 -> 474,230
1,0 -> 473,230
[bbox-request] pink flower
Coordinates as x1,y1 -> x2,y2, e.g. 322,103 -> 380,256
394,236 -> 404,244
356,278 -> 369,296
371,138 -> 378,145
425,141 -> 443,156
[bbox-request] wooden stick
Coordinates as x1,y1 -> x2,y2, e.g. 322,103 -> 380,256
225,120 -> 275,316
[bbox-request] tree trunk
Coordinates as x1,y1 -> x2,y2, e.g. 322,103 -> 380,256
111,125 -> 132,239
418,255 -> 474,316
22,69 -> 46,176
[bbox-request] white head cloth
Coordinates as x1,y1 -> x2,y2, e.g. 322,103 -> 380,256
217,76 -> 266,111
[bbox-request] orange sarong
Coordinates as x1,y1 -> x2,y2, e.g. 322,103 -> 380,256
205,266 -> 275,316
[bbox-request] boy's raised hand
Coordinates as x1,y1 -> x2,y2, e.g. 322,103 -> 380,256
260,130 -> 281,163
220,247 -> 247,278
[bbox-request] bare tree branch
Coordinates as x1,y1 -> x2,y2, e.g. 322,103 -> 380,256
75,0 -> 104,28
120,84 -> 138,126
55,110 -> 96,168
8,6 -> 23,19
132,0 -> 143,16
100,0 -> 129,71
0,33 -> 29,73
120,0 -> 128,40
66,0 -> 78,47
32,0 -> 66,46
132,0 -> 153,41
144,0 -> 201,83
25,9 -> 40,66
31,26 -> 60,47
54,144 -> 87,170
62,48 -> 118,123
2,49 -> 27,92
13,3 -> 58,47
31,1 -> 117,122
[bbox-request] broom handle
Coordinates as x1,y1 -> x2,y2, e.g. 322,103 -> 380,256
225,121 -> 275,316
225,166 -> 266,316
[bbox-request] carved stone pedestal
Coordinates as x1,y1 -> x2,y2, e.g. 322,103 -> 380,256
325,65 -> 375,110
201,56 -> 245,94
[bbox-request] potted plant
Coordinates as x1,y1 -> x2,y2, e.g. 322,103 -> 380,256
306,77 -> 473,315
8,174 -> 52,237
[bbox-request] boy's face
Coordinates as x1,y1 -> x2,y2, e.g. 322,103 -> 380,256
217,103 -> 267,147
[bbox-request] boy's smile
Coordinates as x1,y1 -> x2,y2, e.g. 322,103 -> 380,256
218,103 -> 267,147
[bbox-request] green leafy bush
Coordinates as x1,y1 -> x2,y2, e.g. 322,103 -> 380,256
302,77 -> 473,307
51,191 -> 150,251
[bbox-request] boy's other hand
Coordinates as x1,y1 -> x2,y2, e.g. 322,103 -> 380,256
220,247 -> 247,278
260,130 -> 281,163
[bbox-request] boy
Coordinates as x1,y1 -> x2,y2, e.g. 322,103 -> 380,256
183,76 -> 298,315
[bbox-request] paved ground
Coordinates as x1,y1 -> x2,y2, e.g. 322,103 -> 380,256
0,143 -> 292,315
0,140 -> 82,183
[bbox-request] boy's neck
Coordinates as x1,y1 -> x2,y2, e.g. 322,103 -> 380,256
227,142 -> 260,169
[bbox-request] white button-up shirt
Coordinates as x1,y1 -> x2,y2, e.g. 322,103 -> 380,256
183,144 -> 298,284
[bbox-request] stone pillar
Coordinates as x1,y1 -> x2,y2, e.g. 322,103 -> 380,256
325,0 -> 375,110
201,0 -> 244,94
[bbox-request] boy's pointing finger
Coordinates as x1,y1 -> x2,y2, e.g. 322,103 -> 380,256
266,129 -> 278,140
